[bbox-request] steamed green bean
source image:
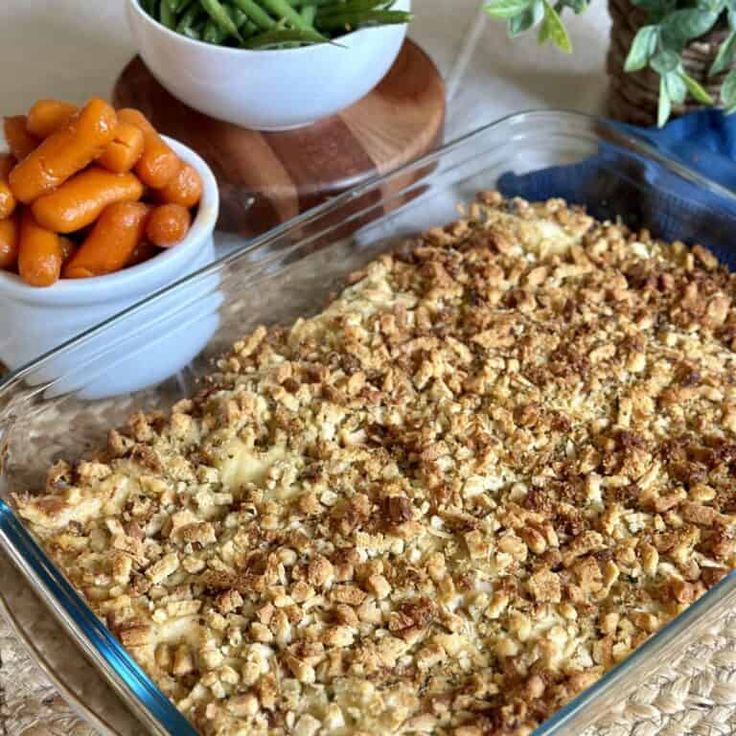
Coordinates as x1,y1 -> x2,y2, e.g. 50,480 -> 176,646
244,26 -> 326,47
230,0 -> 277,29
317,8 -> 410,30
159,0 -> 177,28
260,0 -> 313,29
138,0 -> 411,48
300,4 -> 316,24
201,0 -> 244,39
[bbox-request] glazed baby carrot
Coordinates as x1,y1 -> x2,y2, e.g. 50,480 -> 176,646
0,212 -> 20,270
97,121 -> 145,174
9,97 -> 117,204
117,108 -> 180,188
18,210 -> 64,287
26,99 -> 78,138
0,154 -> 17,220
126,240 -> 159,267
156,162 -> 203,208
146,203 -> 191,247
64,201 -> 149,278
3,116 -> 39,161
31,167 -> 144,233
58,235 -> 76,263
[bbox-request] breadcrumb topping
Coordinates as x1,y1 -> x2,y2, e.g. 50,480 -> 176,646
15,193 -> 736,735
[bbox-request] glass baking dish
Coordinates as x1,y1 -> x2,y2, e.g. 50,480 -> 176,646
1,110 -> 736,736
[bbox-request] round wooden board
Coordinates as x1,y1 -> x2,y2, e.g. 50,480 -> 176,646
113,41 -> 445,236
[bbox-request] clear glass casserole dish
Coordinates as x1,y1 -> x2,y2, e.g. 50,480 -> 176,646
1,110 -> 736,736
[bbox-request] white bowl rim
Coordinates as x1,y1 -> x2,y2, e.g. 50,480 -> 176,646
0,136 -> 219,303
126,0 -> 411,57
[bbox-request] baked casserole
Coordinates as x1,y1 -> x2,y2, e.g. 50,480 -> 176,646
15,193 -> 736,735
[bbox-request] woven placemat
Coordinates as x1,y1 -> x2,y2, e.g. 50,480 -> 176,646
0,613 -> 94,736
1,605 -> 735,735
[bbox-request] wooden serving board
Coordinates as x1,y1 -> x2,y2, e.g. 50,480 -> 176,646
113,41 -> 445,236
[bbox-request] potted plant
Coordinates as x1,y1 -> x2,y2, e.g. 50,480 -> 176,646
485,0 -> 736,126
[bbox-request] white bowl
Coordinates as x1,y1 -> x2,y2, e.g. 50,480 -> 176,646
125,0 -> 411,131
0,137 -> 221,398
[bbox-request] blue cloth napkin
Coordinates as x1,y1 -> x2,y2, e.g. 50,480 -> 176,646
620,109 -> 736,190
497,110 -> 736,267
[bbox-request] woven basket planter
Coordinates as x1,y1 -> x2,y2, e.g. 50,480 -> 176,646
607,0 -> 735,125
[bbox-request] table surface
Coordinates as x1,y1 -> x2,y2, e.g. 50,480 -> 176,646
0,1 -> 612,733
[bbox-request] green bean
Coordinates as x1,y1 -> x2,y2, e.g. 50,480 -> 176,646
164,0 -> 187,13
150,0 -> 408,46
181,23 -> 204,39
200,0 -> 243,40
260,0 -> 314,29
241,18 -> 260,36
316,8 -> 411,30
203,18 -> 228,42
176,4 -> 205,36
317,0 -> 387,7
300,5 -> 316,24
225,5 -> 250,29
229,0 -> 277,29
172,0 -> 197,26
316,0 -> 394,19
243,27 -> 327,47
159,0 -> 176,27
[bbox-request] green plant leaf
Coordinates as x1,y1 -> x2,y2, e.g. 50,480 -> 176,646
660,9 -> 718,47
651,49 -> 680,74
721,68 -> 736,107
694,0 -> 725,13
658,77 -> 672,126
508,0 -> 544,38
679,71 -> 716,103
709,30 -> 736,76
508,0 -> 543,35
485,0 -> 533,19
565,0 -> 589,14
664,70 -> 687,103
624,25 -> 659,71
538,0 -> 572,51
631,0 -> 677,23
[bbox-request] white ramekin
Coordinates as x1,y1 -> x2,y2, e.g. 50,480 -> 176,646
0,137 -> 221,398
125,0 -> 411,131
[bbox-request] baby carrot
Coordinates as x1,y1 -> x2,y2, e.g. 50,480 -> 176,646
64,202 -> 150,279
126,240 -> 160,267
0,154 -> 17,220
0,212 -> 20,271
3,116 -> 39,161
26,100 -> 78,138
156,163 -> 202,208
97,121 -> 145,174
9,97 -> 118,204
58,235 -> 76,264
117,108 -> 181,189
146,203 -> 191,247
31,167 -> 144,233
18,210 -> 64,287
